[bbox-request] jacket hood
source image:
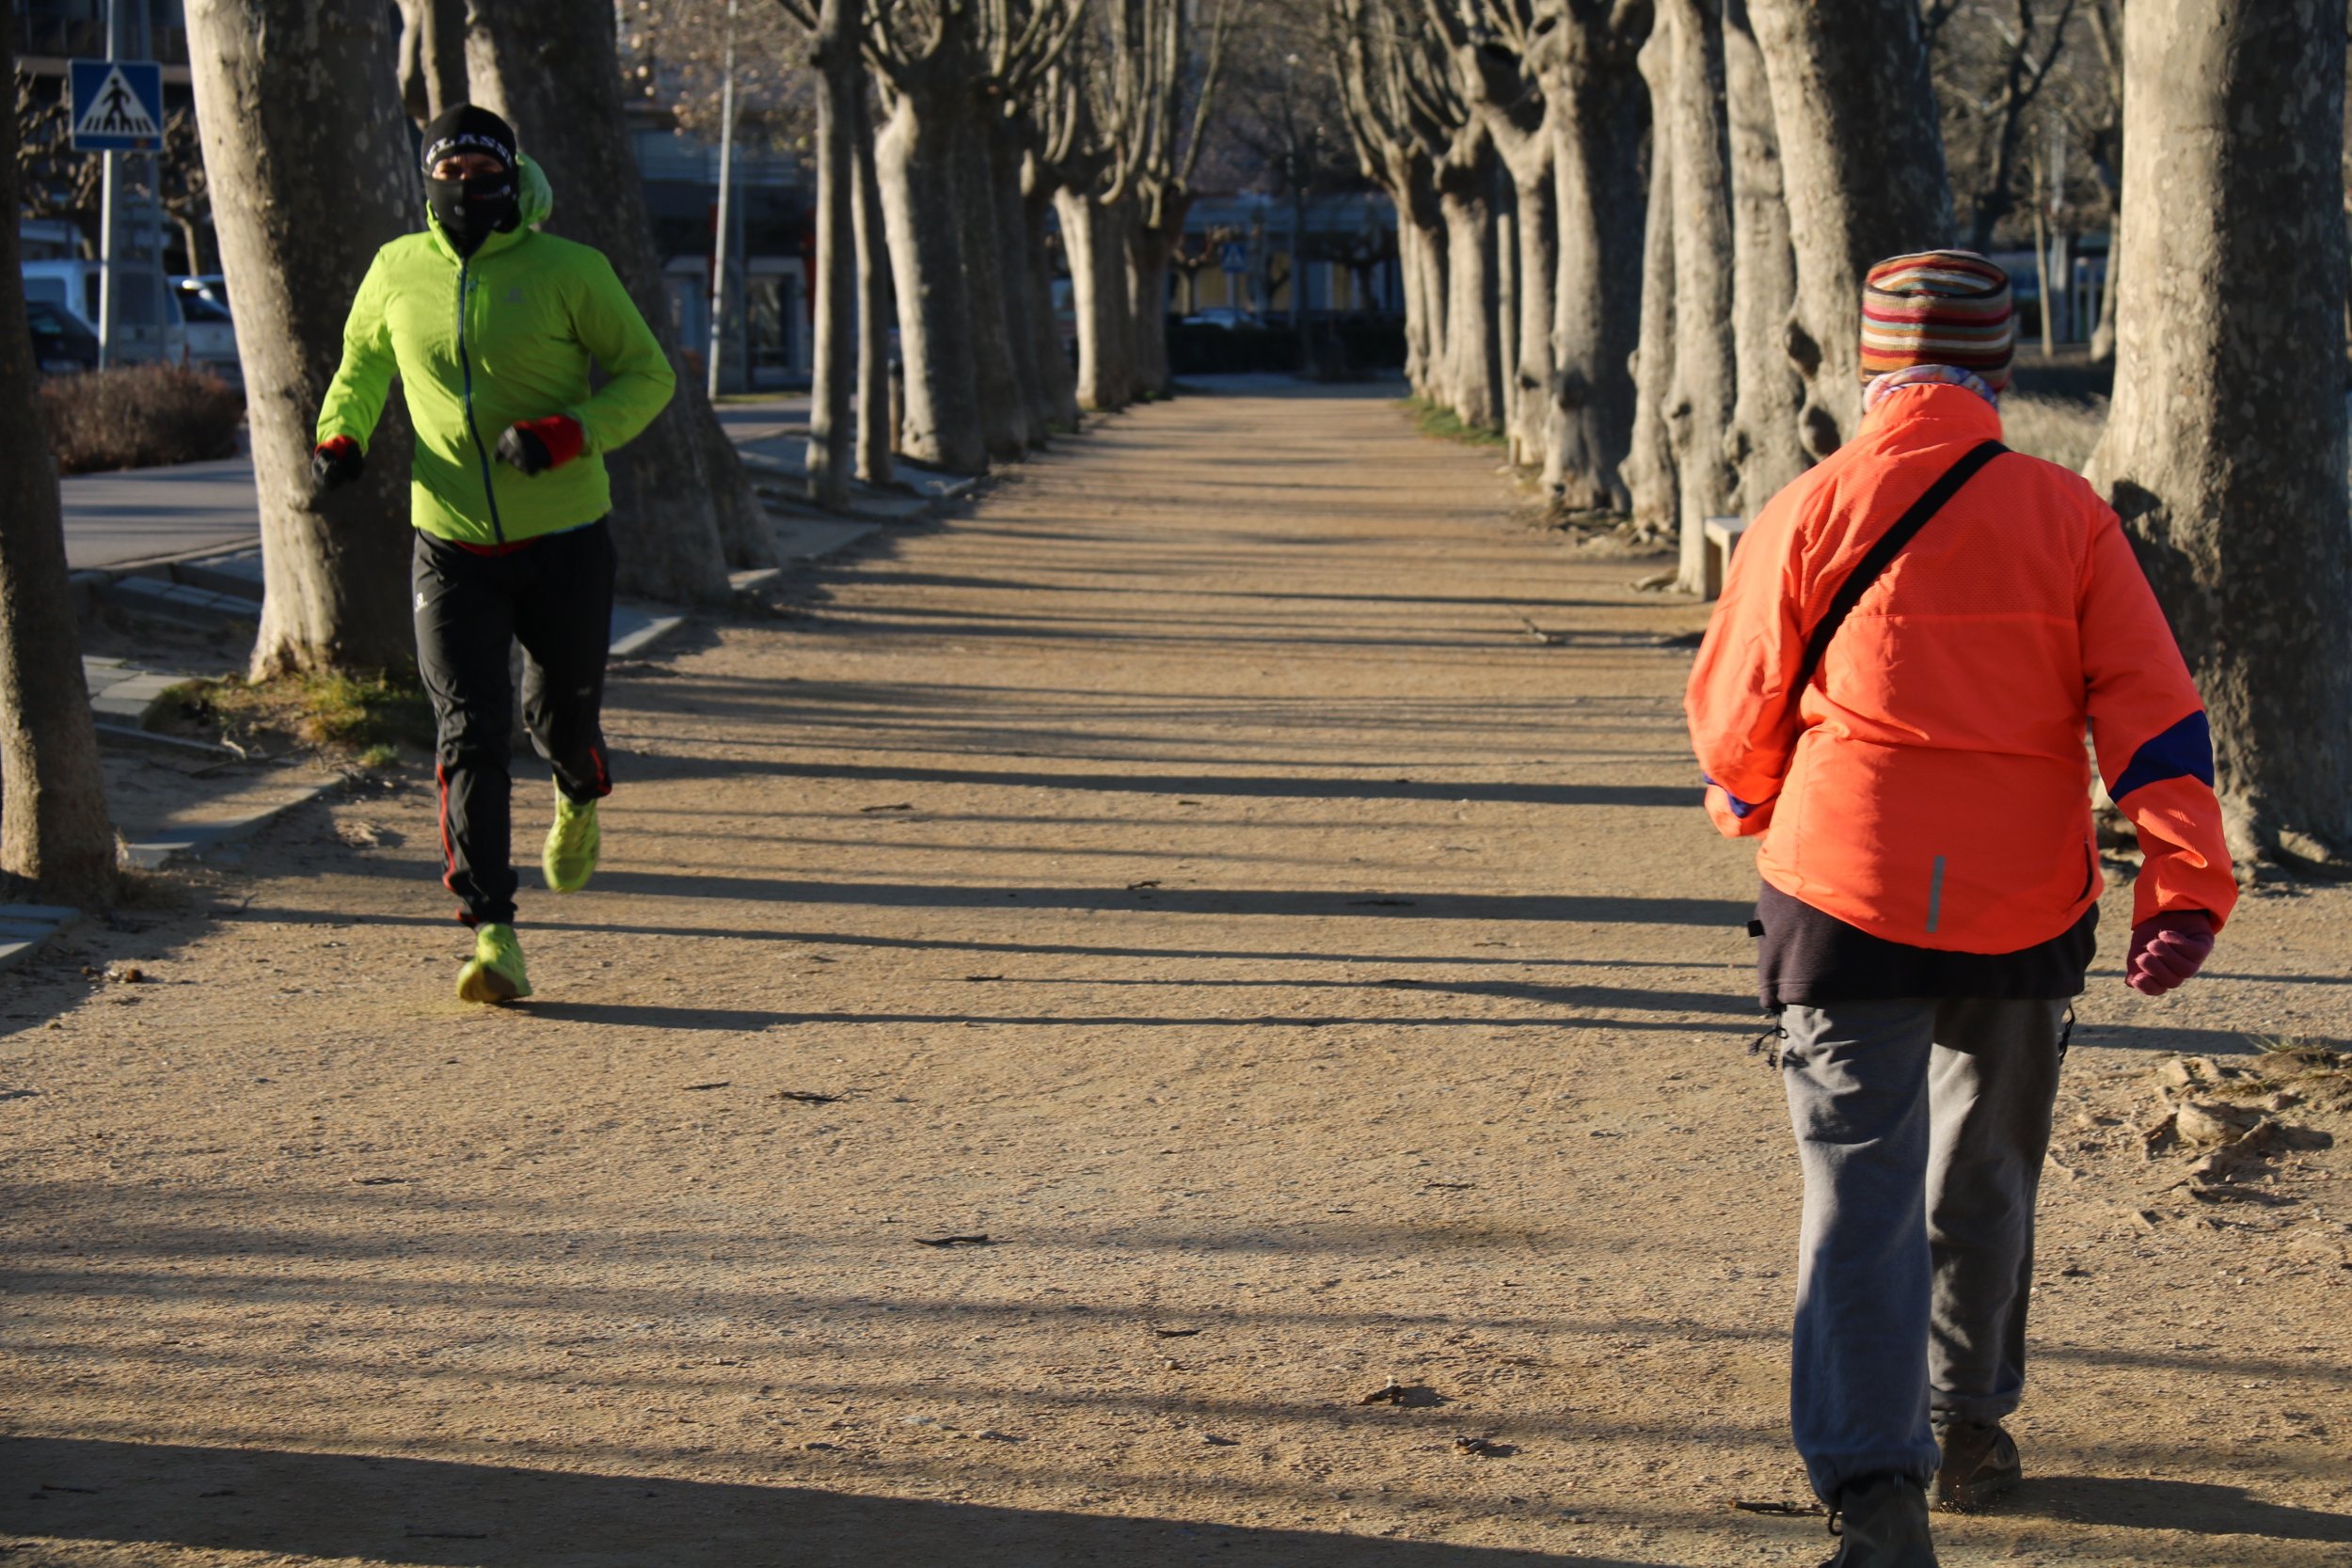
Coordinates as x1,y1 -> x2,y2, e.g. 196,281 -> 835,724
1855,377 -> 2004,445
424,152 -> 555,263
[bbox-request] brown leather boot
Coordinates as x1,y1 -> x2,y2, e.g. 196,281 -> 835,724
1932,1418 -> 2022,1512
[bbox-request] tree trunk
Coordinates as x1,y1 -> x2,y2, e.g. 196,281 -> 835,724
952,103 -> 1036,461
1660,0 -> 1739,592
0,23 -> 115,910
1128,191 -> 1188,401
1497,198 -> 1520,441
1535,3 -> 1649,514
1400,219 -> 1435,397
1623,56 -> 1680,546
2083,0 -> 2352,864
1438,149 -> 1503,430
1057,187 -> 1136,413
1414,211 -> 1450,404
396,0 -> 469,125
853,78 -> 897,483
466,0 -> 757,596
1507,163 -> 1557,470
2088,217 -> 2119,363
805,0 -> 859,512
876,81 -> 988,474
185,0 -> 418,677
1022,158 -> 1082,432
1747,0 -> 1953,459
989,121 -> 1055,437
1723,0 -> 1809,514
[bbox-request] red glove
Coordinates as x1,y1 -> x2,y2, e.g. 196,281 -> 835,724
311,435 -> 364,490
2125,910 -> 2215,997
495,414 -> 585,476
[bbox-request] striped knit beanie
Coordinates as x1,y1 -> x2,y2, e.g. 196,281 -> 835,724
1860,250 -> 2015,392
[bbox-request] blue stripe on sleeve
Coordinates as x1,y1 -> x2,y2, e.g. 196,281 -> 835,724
2108,710 -> 2216,803
1703,773 -> 1766,820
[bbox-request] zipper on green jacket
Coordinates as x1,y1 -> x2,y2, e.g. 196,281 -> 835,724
453,258 -> 506,544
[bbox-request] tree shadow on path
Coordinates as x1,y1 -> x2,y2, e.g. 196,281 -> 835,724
2007,1476 -> 2352,1543
0,1434 -> 1663,1568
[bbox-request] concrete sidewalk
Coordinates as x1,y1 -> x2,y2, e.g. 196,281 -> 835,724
56,392 -> 892,573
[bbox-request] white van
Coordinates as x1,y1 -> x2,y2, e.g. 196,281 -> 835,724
170,274 -> 242,385
18,259 -> 188,369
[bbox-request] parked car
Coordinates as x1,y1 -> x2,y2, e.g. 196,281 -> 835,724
24,297 -> 100,375
171,274 -> 242,385
1182,308 -> 1264,331
18,258 -> 188,368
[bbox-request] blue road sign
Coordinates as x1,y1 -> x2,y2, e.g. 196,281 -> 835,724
1219,241 -> 1248,275
71,59 -> 166,152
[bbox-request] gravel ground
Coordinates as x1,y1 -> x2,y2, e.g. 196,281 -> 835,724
2,382 -> 2346,1568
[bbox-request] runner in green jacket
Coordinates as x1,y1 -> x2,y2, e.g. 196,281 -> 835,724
314,104 -> 675,1004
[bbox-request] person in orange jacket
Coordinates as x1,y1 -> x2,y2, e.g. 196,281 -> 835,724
1685,251 -> 2235,1567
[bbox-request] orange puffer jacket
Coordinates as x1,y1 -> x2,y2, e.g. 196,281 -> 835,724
1685,382 -> 2235,953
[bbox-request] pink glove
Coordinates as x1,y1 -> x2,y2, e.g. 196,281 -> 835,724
2126,911 -> 2215,997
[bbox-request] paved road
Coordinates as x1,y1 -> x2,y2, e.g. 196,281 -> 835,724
58,395 -> 814,571
58,454 -> 269,571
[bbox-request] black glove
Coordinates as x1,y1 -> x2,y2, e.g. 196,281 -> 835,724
495,423 -> 548,476
311,436 -> 364,491
495,415 -> 583,477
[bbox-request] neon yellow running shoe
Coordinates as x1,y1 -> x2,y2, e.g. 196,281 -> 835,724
543,790 -> 600,893
455,922 -> 532,1004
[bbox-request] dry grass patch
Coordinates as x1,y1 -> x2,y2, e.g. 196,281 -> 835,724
152,670 -> 431,764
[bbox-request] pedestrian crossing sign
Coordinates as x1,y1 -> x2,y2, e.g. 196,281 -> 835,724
71,59 -> 166,152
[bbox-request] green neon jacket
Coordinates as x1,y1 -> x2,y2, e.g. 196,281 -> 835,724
316,156 -> 675,546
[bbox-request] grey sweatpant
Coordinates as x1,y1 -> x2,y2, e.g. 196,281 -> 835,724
1779,996 -> 2067,1503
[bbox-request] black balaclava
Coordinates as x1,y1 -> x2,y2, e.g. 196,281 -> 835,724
421,104 -> 521,257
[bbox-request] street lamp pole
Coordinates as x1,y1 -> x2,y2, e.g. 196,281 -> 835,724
706,0 -> 739,402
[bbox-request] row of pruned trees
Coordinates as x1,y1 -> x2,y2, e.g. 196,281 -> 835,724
777,0 -> 1234,491
1334,0 -> 2352,872
1330,0 -> 1951,582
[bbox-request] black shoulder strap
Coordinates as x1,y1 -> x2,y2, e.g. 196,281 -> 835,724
1792,438 -> 2008,694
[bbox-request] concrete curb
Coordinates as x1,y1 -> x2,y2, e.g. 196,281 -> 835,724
119,775 -> 346,872
0,904 -> 81,974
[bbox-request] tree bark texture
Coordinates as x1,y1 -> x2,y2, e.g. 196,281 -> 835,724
988,121 -> 1056,437
1399,219 -> 1437,396
2083,0 -> 2352,862
1057,188 -> 1138,413
1507,168 -> 1557,470
1747,0 -> 1952,459
395,0 -> 469,125
877,81 -> 989,473
1462,33 -> 1558,469
184,0 -> 419,677
0,22 -> 115,909
1021,156 -> 1083,431
1622,49 -> 1680,546
1658,0 -> 1738,592
805,0 -> 860,512
1532,0 -> 1650,514
1722,0 -> 1808,515
952,103 -> 1038,460
1437,138 -> 1504,431
853,82 -> 898,483
1128,189 -> 1188,401
466,0 -> 761,596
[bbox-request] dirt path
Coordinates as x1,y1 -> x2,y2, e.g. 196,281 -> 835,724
4,383 -> 2348,1567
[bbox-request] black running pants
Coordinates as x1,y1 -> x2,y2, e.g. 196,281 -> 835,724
413,520 -> 615,927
